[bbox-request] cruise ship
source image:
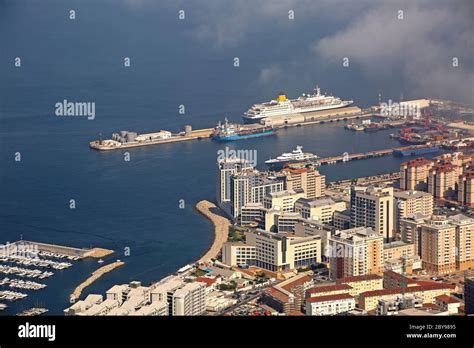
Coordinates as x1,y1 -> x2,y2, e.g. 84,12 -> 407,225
243,86 -> 353,123
265,146 -> 318,169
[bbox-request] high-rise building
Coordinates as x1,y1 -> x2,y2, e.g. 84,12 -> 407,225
450,214 -> 474,271
464,271 -> 474,314
458,172 -> 474,207
230,169 -> 284,220
172,282 -> 206,316
394,190 -> 434,233
420,215 -> 456,275
280,165 -> 325,199
328,227 -> 384,280
350,185 -> 394,242
217,157 -> 253,215
427,164 -> 458,200
400,158 -> 433,191
399,214 -> 428,256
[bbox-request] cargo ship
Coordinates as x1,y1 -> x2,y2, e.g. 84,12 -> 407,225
243,86 -> 353,123
265,146 -> 318,169
212,119 -> 276,142
393,145 -> 440,157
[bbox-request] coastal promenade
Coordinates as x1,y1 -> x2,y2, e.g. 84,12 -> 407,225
70,261 -> 124,301
195,200 -> 230,264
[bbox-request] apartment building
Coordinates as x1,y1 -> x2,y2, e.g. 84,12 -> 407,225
427,164 -> 458,200
280,165 -> 325,199
221,242 -> 256,267
294,197 -> 346,225
306,293 -> 355,316
231,169 -> 284,220
217,157 -> 253,215
383,241 -> 415,263
400,158 -> 433,191
172,282 -> 206,316
245,229 -> 321,272
420,215 -> 457,274
350,185 -> 394,242
393,190 -> 433,232
458,171 -> 474,207
328,227 -> 384,280
359,283 -> 456,311
335,274 -> 384,297
399,213 -> 428,255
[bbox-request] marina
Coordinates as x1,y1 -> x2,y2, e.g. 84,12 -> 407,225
0,290 -> 28,301
0,278 -> 47,290
17,307 -> 49,316
0,240 -> 116,314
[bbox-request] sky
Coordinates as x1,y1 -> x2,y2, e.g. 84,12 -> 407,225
122,0 -> 474,104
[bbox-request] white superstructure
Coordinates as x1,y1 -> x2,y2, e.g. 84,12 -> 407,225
265,146 -> 318,166
243,86 -> 353,123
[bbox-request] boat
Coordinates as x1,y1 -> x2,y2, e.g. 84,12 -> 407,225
212,118 -> 276,141
97,259 -> 104,264
393,145 -> 439,157
243,86 -> 353,123
364,123 -> 387,132
265,146 -> 318,169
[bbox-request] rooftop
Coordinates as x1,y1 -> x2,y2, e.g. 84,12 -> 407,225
360,283 -> 456,299
337,274 -> 383,284
307,293 -> 354,303
307,284 -> 352,295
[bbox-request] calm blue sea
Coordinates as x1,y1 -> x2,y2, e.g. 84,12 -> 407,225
0,0 -> 436,314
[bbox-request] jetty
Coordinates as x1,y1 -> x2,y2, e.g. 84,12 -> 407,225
195,200 -> 230,264
70,261 -> 125,301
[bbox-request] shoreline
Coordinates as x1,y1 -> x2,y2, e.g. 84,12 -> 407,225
195,200 -> 230,264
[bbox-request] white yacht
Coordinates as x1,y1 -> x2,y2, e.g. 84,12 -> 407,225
265,146 -> 318,168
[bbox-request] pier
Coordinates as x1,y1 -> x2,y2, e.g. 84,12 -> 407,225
317,148 -> 394,165
90,127 -> 215,151
195,200 -> 230,264
89,108 -> 367,151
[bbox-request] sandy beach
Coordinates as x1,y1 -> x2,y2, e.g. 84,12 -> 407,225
195,200 -> 230,263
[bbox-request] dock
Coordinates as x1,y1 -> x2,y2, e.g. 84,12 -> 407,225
90,127 -> 214,151
315,145 -> 446,166
89,107 -> 369,151
6,240 -> 114,260
317,148 -> 394,165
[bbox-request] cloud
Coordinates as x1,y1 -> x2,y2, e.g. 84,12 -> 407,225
258,65 -> 283,85
313,1 -> 474,103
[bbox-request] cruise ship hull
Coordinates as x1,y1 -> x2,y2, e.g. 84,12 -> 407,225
243,102 -> 353,123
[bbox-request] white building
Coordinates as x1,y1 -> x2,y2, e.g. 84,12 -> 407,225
172,282 -> 207,316
305,293 -> 355,316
